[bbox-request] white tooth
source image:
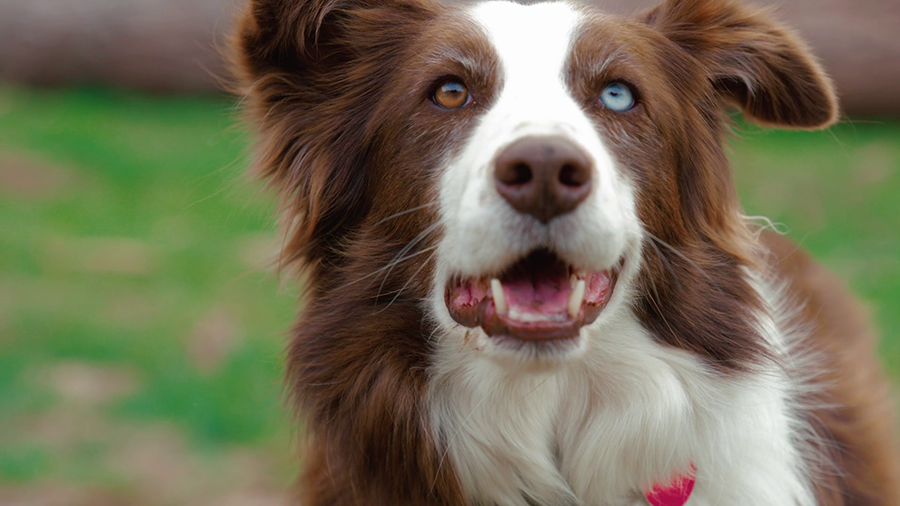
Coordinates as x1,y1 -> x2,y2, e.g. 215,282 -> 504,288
569,279 -> 586,318
491,279 -> 508,315
570,274 -> 579,288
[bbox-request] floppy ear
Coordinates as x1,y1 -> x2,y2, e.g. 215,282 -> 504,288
645,0 -> 838,128
236,0 -> 409,76
233,0 -> 439,268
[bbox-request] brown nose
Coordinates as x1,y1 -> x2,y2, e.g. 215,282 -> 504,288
493,136 -> 593,223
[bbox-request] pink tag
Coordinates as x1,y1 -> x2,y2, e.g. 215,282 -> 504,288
644,467 -> 696,506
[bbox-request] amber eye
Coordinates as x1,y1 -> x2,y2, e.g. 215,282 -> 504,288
433,80 -> 470,109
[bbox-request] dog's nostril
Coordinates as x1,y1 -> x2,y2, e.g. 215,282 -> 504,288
510,163 -> 532,185
559,164 -> 584,187
495,161 -> 534,187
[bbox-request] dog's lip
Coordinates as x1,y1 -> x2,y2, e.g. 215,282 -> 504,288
445,250 -> 620,343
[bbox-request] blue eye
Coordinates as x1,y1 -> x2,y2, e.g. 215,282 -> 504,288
600,82 -> 635,112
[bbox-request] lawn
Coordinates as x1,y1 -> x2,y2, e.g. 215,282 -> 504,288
0,87 -> 296,505
0,86 -> 897,505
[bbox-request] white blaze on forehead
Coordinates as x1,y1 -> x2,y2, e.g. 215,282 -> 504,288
469,1 -> 581,114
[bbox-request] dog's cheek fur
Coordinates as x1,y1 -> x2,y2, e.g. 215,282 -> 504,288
626,52 -> 768,373
567,19 -> 768,372
234,0 -> 445,280
235,1 -> 475,503
287,302 -> 466,505
580,0 -> 841,371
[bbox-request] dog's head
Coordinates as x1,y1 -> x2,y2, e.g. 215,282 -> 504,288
235,0 -> 837,371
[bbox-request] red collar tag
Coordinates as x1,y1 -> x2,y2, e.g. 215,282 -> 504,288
644,467 -> 696,506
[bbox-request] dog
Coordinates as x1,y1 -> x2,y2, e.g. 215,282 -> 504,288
233,0 -> 900,503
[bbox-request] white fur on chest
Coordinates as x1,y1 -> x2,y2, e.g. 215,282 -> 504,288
427,306 -> 815,506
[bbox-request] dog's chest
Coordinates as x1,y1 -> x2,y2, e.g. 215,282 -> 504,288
428,323 -> 709,506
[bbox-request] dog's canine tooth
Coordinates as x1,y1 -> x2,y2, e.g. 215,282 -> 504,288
491,279 -> 508,315
569,279 -> 586,318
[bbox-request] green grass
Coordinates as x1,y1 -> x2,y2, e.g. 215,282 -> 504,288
0,87 -> 296,489
0,86 -> 898,496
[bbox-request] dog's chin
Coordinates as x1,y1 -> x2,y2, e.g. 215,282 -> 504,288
444,248 -> 622,371
475,329 -> 590,373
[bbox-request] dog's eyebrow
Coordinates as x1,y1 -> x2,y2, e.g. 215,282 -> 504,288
590,48 -> 628,76
422,49 -> 493,78
571,45 -> 631,80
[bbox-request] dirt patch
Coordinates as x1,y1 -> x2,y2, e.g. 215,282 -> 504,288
0,484 -> 135,506
853,141 -> 896,188
104,424 -> 292,506
0,282 -> 12,341
101,292 -> 164,330
208,489 -> 292,506
188,307 -> 243,372
105,426 -> 207,504
42,236 -> 158,276
0,152 -> 83,201
21,406 -> 114,450
40,361 -> 140,406
12,409 -> 293,506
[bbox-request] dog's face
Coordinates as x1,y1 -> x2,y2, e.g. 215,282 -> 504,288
435,3 -> 642,367
236,0 -> 836,371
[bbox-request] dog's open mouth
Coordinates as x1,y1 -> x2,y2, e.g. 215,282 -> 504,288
445,249 -> 620,342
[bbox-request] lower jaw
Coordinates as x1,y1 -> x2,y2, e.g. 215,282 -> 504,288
480,303 -> 605,343
472,295 -> 613,360
477,330 -> 588,369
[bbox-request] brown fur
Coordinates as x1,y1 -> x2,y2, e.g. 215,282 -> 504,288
232,0 -> 899,503
233,0 -> 495,502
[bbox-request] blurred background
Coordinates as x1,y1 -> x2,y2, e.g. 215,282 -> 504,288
0,0 -> 898,505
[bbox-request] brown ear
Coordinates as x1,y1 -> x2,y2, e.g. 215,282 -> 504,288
233,0 -> 439,268
645,0 -> 838,128
236,0 -> 396,76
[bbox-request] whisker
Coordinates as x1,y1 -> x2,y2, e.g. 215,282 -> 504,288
426,323 -> 442,344
376,249 -> 438,313
337,223 -> 440,290
644,245 -> 679,343
376,223 -> 441,298
647,238 -> 682,292
371,201 -> 438,228
645,232 -> 724,293
338,243 -> 439,291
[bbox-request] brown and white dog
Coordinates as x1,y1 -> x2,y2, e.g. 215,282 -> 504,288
233,0 -> 900,503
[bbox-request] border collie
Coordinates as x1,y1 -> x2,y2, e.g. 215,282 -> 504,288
233,0 -> 900,503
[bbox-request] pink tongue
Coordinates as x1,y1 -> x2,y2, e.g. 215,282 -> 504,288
502,266 -> 571,316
